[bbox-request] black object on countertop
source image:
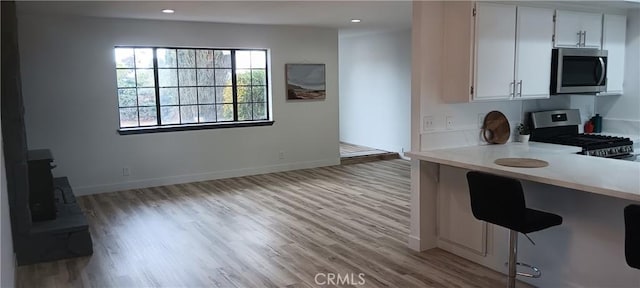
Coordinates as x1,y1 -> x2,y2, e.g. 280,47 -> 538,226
625,204 -> 640,269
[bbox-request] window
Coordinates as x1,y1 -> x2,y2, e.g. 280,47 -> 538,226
114,47 -> 271,134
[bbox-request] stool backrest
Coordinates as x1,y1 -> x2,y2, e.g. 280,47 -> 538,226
466,171 -> 526,229
625,204 -> 640,269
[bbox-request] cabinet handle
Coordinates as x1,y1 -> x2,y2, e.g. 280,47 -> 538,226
510,81 -> 515,98
576,31 -> 582,47
517,80 -> 523,97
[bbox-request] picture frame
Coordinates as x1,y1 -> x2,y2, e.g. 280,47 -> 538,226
285,64 -> 326,100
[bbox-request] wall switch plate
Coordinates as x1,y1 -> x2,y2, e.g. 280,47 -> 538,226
446,116 -> 454,130
123,167 -> 131,177
423,116 -> 434,131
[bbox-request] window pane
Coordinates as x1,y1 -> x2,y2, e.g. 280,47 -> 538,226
216,87 -> 232,103
235,51 -> 251,68
136,69 -> 155,87
217,104 -> 234,121
196,50 -> 214,68
238,103 -> 252,121
199,105 -> 216,122
161,106 -> 180,125
135,48 -> 154,68
159,69 -> 178,87
178,69 -> 196,86
137,88 -> 156,106
215,69 -> 232,86
180,105 -> 198,124
237,86 -> 251,103
251,51 -> 266,68
251,86 -> 266,103
214,50 -> 232,68
118,88 -> 137,107
178,49 -> 196,68
115,48 -> 134,68
139,107 -> 157,126
119,108 -> 138,127
198,87 -> 215,104
253,103 -> 267,120
157,49 -> 177,68
236,69 -> 250,86
252,69 -> 266,86
179,87 -> 197,105
117,69 -> 136,88
160,88 -> 178,105
197,69 -> 214,86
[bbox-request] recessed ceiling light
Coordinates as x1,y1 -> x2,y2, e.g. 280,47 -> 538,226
162,9 -> 175,14
351,19 -> 361,23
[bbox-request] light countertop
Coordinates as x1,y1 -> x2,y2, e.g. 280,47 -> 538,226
406,142 -> 640,202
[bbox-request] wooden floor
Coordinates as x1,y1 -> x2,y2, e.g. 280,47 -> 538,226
339,142 -> 389,158
17,160 -> 518,287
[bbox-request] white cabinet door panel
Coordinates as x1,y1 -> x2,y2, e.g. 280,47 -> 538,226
555,10 -> 583,47
603,14 -> 626,93
437,166 -> 486,255
581,12 -> 604,48
515,7 -> 554,99
474,3 -> 517,100
555,10 -> 603,48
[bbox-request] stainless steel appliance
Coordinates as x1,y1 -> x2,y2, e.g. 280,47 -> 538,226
530,109 -> 634,159
551,48 -> 608,94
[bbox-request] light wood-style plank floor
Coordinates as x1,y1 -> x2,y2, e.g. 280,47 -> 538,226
339,142 -> 389,158
17,160 -> 520,287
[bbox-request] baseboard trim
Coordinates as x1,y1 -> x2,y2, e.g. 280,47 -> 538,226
408,235 -> 423,251
74,158 -> 339,196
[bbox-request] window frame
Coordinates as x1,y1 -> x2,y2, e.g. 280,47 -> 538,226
114,46 -> 273,135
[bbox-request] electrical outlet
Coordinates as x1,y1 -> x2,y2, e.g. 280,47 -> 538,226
123,167 -> 131,177
478,113 -> 486,128
446,116 -> 454,130
423,116 -> 434,131
278,151 -> 285,160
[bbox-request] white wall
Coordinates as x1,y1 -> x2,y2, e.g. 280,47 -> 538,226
339,29 -> 411,154
17,12 -> 340,195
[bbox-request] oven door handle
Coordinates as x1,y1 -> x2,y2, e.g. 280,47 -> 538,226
597,57 -> 606,85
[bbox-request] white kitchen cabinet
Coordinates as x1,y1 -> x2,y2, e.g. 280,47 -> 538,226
473,3 -> 517,100
601,14 -> 627,94
554,10 -> 603,48
515,7 -> 555,99
437,166 -> 486,255
442,2 -> 553,102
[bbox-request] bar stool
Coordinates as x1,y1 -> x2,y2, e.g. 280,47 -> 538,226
625,204 -> 640,269
466,171 -> 563,288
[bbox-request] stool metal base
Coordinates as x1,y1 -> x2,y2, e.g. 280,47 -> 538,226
507,230 -> 541,288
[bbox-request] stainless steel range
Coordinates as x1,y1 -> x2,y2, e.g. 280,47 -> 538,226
530,109 -> 634,159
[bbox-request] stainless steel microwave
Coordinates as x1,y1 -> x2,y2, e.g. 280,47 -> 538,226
551,48 -> 607,94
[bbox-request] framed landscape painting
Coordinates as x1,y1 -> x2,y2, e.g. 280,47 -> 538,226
285,64 -> 326,100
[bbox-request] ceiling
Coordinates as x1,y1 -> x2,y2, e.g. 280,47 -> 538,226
16,1 -> 413,36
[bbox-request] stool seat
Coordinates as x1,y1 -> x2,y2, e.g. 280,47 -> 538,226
466,171 -> 562,288
520,209 -> 563,234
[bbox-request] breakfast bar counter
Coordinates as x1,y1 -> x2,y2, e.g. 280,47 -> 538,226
406,142 -> 640,201
406,142 -> 640,287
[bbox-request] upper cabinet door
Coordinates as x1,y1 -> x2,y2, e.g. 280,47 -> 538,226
515,7 -> 554,99
474,3 -> 517,100
555,10 -> 603,48
602,14 -> 626,93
